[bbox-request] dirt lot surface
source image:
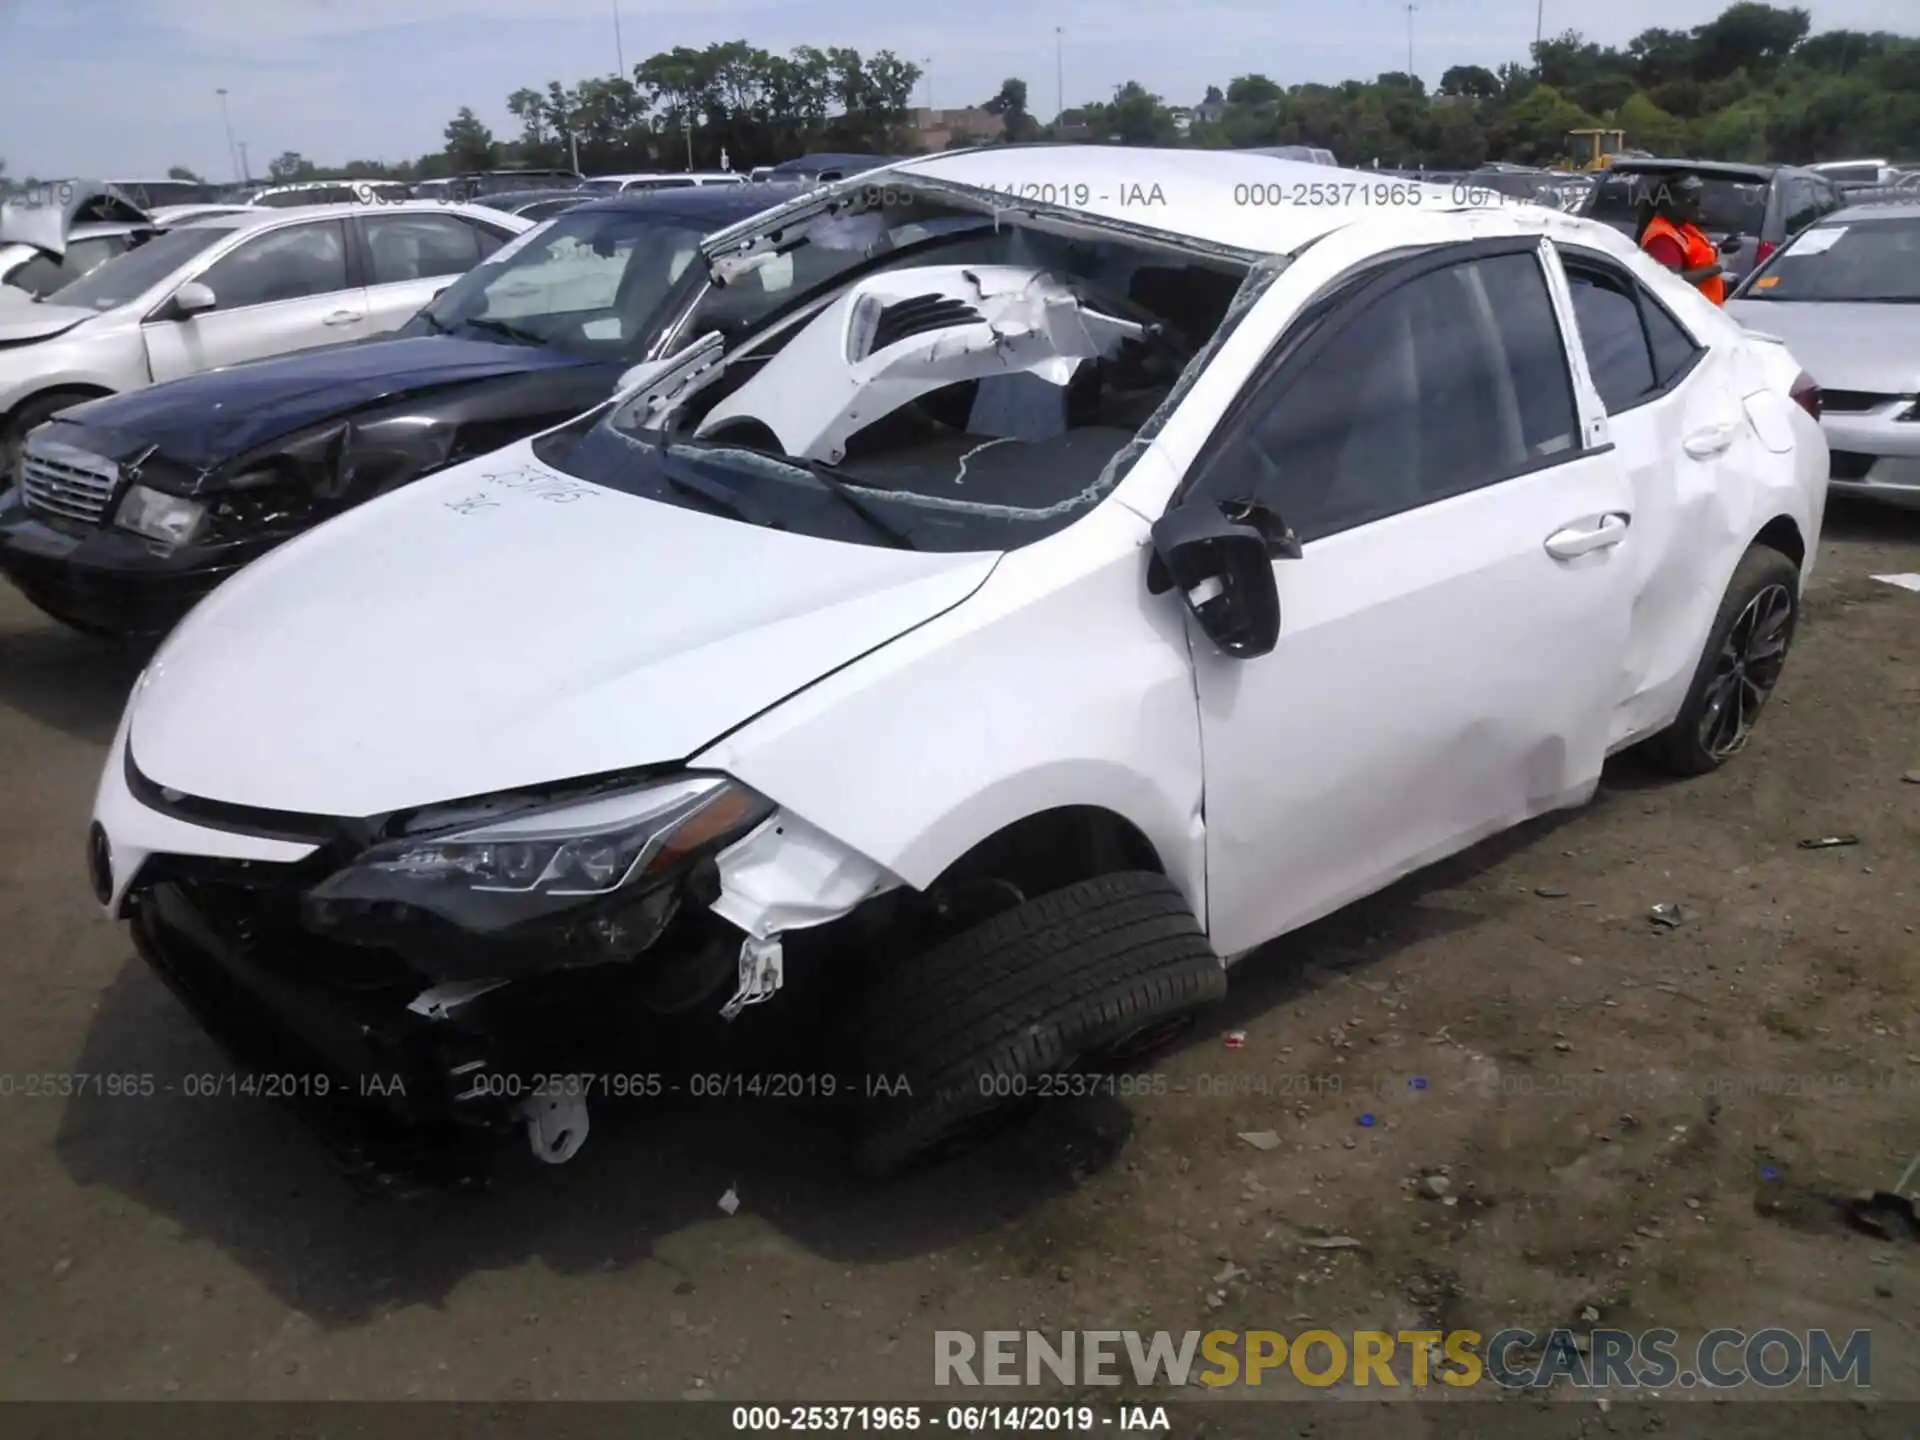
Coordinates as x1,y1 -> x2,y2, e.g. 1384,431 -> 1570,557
0,502 -> 1915,1418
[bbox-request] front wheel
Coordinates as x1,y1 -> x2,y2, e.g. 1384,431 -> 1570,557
855,871 -> 1225,1177
1641,544 -> 1799,776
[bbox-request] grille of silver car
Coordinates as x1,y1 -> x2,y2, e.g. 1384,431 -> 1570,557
20,441 -> 120,526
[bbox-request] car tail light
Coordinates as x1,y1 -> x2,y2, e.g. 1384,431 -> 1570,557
1754,239 -> 1777,266
1790,371 -> 1821,419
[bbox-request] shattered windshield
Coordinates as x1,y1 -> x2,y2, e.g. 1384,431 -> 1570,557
535,213 -> 1274,552
405,209 -> 712,359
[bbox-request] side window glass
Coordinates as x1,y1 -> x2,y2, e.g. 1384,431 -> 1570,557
197,221 -> 349,309
1477,251 -> 1579,459
472,222 -> 511,258
1197,252 -> 1576,543
363,213 -> 482,284
1782,178 -> 1820,234
1566,265 -> 1658,412
1640,291 -> 1702,387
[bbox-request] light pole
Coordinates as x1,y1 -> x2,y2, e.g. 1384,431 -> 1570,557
1405,2 -> 1416,79
922,58 -> 933,113
215,88 -> 239,183
1535,0 -> 1545,48
237,141 -> 250,184
1054,27 -> 1065,124
613,1 -> 625,77
684,110 -> 696,169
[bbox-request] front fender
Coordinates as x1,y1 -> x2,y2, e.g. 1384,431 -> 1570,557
693,498 -> 1209,928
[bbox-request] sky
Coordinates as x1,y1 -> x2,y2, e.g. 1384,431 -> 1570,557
0,0 -> 1912,179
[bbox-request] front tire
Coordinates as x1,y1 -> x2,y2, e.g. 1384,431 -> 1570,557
1642,544 -> 1799,776
855,871 -> 1225,1177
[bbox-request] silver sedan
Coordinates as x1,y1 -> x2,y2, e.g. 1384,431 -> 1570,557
1726,200 -> 1920,510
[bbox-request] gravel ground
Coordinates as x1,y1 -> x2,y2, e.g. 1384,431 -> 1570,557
0,500 -> 1914,1410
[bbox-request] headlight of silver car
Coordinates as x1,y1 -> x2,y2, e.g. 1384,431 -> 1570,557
115,484 -> 207,546
305,774 -> 775,940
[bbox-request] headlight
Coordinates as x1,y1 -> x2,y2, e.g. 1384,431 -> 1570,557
115,484 -> 207,545
305,774 -> 774,938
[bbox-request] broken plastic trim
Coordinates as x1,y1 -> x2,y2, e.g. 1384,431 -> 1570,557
710,812 -> 902,1021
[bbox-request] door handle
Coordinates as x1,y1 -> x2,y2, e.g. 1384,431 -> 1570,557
322,310 -> 364,327
1544,512 -> 1630,560
1683,422 -> 1739,459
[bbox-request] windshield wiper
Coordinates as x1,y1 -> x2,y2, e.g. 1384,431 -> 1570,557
459,316 -> 546,346
797,459 -> 917,549
660,468 -> 780,528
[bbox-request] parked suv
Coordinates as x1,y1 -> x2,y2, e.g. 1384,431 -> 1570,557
88,149 -> 1827,1182
1583,159 -> 1845,286
0,186 -> 800,638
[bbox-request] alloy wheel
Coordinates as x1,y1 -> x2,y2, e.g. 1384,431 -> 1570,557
1697,582 -> 1794,760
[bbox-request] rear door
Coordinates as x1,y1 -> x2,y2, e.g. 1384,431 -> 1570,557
1177,238 -> 1637,956
142,218 -> 364,382
356,211 -> 514,331
1556,244 -> 1759,746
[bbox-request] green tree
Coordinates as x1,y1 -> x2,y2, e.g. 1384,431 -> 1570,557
443,107 -> 496,171
982,78 -> 1039,142
1440,64 -> 1501,99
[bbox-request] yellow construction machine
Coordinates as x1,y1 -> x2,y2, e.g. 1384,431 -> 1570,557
1563,128 -> 1627,171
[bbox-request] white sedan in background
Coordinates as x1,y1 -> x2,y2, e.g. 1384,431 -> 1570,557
1726,200 -> 1920,509
89,148 -> 1827,1179
0,201 -> 531,469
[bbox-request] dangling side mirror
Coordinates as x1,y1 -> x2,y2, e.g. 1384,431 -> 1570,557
1147,496 -> 1299,659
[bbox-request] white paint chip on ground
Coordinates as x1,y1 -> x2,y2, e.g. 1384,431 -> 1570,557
1871,574 -> 1920,593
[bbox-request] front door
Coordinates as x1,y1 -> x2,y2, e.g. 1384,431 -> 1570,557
1175,239 -> 1638,957
143,218 -> 365,383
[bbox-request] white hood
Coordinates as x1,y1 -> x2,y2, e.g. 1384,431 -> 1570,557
0,300 -> 95,342
127,441 -> 999,816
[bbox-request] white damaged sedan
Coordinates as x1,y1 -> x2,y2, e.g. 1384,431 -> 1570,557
89,147 -> 1828,1177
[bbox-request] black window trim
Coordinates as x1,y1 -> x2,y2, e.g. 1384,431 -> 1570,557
1555,243 -> 1707,409
1174,235 -> 1606,534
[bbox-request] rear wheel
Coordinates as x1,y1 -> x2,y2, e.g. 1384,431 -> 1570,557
855,871 -> 1225,1177
1642,544 -> 1799,776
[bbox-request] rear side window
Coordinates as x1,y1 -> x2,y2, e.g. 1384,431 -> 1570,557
1781,177 -> 1822,235
1567,268 -> 1658,411
1643,296 -> 1700,387
362,212 -> 482,283
1561,251 -> 1703,407
1196,250 -> 1580,542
